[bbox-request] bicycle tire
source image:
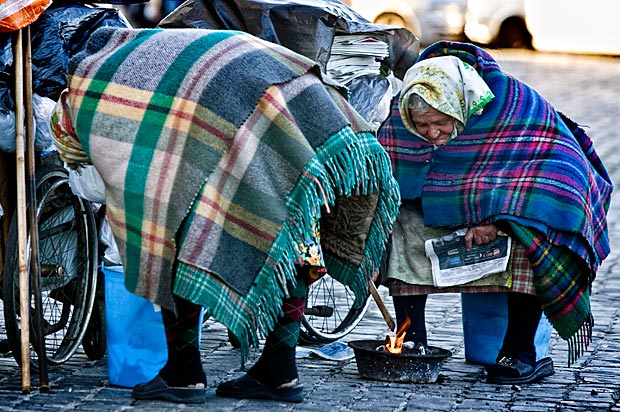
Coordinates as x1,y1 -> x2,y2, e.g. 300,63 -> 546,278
3,154 -> 98,367
81,294 -> 106,361
81,207 -> 109,361
299,274 -> 374,344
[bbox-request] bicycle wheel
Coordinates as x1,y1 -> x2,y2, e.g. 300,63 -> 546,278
299,274 -> 374,344
3,154 -> 98,367
82,259 -> 106,361
81,292 -> 106,361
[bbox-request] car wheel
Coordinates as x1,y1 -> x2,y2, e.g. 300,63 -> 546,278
374,12 -> 420,39
497,18 -> 532,49
374,12 -> 406,28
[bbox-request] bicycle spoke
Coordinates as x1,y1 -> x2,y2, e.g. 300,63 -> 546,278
2,155 -> 99,367
301,273 -> 372,343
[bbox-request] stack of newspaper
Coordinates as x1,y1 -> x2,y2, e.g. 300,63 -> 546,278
326,34 -> 389,84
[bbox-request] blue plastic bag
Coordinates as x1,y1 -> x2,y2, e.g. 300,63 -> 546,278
103,265 -> 167,388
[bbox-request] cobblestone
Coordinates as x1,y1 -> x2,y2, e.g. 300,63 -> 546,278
1,49 -> 619,411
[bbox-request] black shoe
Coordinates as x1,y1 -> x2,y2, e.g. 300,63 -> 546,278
131,375 -> 206,404
216,374 -> 303,403
0,339 -> 11,355
486,356 -> 555,384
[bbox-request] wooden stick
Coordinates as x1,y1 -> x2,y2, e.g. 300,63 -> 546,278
23,25 -> 49,390
368,280 -> 395,331
14,28 -> 31,394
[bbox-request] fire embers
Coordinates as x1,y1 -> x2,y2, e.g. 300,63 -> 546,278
375,316 -> 429,355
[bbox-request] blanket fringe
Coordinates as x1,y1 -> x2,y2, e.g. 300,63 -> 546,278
195,127 -> 399,363
313,131 -> 400,307
566,312 -> 593,366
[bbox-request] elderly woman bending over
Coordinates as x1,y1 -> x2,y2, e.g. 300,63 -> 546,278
378,41 -> 612,385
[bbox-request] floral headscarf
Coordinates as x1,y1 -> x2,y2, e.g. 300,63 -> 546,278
398,55 -> 494,142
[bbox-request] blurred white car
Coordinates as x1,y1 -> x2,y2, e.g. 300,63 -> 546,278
524,0 -> 620,55
464,0 -> 532,48
341,0 -> 467,46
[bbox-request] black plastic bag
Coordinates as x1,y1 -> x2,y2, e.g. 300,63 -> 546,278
31,3 -> 130,102
158,0 -> 418,126
159,0 -> 418,79
0,3 -> 131,152
0,33 -> 14,114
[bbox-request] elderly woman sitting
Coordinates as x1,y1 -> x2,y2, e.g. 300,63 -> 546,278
378,41 -> 613,385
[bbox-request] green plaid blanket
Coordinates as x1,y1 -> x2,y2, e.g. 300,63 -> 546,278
66,28 -> 400,356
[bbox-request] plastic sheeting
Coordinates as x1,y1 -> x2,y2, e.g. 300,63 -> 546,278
0,0 -> 52,33
68,164 -> 106,204
159,0 -> 420,126
160,0 -> 418,78
30,3 -> 130,103
0,3 -> 130,153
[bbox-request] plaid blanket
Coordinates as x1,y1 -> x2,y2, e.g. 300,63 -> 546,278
66,28 -> 399,356
378,41 -> 613,359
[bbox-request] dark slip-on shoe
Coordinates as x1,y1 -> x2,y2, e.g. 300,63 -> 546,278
216,374 -> 304,403
486,356 -> 555,385
131,374 -> 206,404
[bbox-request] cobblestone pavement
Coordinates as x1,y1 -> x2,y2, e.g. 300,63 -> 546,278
1,49 -> 619,412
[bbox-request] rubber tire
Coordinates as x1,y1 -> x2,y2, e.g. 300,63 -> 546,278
82,297 -> 107,361
2,153 -> 98,367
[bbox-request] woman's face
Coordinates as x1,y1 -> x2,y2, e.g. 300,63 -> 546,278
409,106 -> 455,146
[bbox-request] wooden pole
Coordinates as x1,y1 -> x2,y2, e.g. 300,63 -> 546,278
14,28 -> 31,394
23,25 -> 49,390
368,280 -> 395,331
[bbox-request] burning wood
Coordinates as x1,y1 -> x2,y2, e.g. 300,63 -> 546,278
375,316 -> 429,356
349,339 -> 452,383
384,316 -> 410,354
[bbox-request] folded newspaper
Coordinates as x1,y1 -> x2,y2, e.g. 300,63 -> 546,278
296,341 -> 355,361
424,228 -> 511,287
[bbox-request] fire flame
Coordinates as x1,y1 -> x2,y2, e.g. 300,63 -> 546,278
385,316 -> 411,354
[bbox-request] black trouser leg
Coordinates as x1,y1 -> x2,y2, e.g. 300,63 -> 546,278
392,294 -> 428,345
159,296 -> 206,386
248,266 -> 318,388
499,292 -> 543,366
247,290 -> 305,388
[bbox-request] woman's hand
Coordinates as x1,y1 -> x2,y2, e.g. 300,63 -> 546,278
464,224 -> 499,250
